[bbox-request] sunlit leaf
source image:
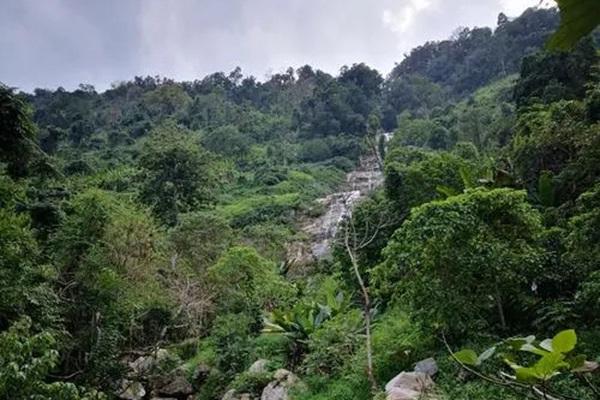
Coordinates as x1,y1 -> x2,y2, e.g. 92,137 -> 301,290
453,349 -> 479,366
552,329 -> 577,354
515,367 -> 539,383
477,346 -> 497,364
520,343 -> 550,357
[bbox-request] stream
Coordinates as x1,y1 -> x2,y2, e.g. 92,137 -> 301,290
287,134 -> 390,266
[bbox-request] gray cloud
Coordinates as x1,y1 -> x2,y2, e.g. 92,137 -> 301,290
0,0 -> 545,92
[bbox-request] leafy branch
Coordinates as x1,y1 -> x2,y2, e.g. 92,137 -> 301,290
446,330 -> 599,400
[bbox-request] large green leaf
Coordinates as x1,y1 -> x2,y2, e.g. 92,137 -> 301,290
548,0 -> 600,50
552,329 -> 577,353
453,349 -> 479,366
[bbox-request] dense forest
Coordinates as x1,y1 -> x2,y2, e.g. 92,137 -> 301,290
1,4 -> 600,400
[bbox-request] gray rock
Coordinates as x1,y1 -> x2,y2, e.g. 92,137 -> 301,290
118,379 -> 146,400
385,371 -> 434,400
222,389 -> 238,400
152,368 -> 193,397
273,369 -> 297,385
414,358 -> 438,377
248,359 -> 269,374
222,390 -> 238,400
129,349 -> 171,376
260,369 -> 299,400
222,390 -> 253,400
261,382 -> 288,400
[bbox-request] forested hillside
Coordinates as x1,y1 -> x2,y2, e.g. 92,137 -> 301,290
1,5 -> 600,400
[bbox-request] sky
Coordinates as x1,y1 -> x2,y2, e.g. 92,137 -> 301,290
0,0 -> 549,93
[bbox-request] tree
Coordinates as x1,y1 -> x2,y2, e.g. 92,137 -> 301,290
208,246 -> 294,316
137,121 -> 221,225
169,211 -> 233,273
384,149 -> 471,210
0,173 -> 59,331
373,188 -> 544,335
0,85 -> 37,177
202,124 -> 252,160
0,317 -> 105,399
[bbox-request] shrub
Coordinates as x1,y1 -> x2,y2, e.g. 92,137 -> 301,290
373,188 -> 544,335
209,246 -> 295,316
210,313 -> 254,375
229,371 -> 273,397
303,309 -> 364,376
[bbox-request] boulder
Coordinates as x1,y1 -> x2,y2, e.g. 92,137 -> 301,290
414,358 -> 438,377
151,368 -> 193,398
260,369 -> 299,400
118,379 -> 146,400
248,359 -> 270,374
222,389 -> 253,400
129,349 -> 171,376
385,371 -> 434,400
261,383 -> 287,400
222,389 -> 238,400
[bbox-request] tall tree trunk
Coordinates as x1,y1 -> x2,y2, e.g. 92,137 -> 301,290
345,233 -> 378,393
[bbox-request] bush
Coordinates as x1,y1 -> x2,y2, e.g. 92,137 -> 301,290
251,334 -> 291,367
303,309 -> 363,376
373,188 -> 544,335
209,246 -> 295,316
169,211 -> 233,272
369,309 -> 430,384
229,371 -> 273,397
210,313 -> 254,375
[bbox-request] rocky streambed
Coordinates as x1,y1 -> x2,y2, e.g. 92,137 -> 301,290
287,141 -> 388,266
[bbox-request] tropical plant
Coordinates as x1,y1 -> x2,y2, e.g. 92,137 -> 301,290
451,329 -> 599,399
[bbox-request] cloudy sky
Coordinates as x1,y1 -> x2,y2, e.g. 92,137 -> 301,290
1,0 -> 548,92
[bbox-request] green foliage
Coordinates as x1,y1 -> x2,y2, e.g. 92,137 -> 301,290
2,6 -> 597,397
0,85 -> 37,177
210,313 -> 254,375
264,285 -> 351,342
548,0 -> 600,50
0,317 -> 104,399
209,246 -> 294,315
390,8 -> 559,95
169,211 -> 233,272
0,206 -> 58,330
374,188 -> 544,334
229,371 -> 273,397
137,121 -> 222,225
302,309 -> 363,376
384,148 -> 473,210
515,38 -> 598,107
51,189 -> 172,384
294,309 -> 427,400
368,308 -> 429,384
453,329 -> 598,398
202,124 -> 252,160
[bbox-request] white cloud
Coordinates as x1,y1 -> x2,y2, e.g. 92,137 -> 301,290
499,0 -> 552,16
1,0 -> 559,92
382,0 -> 434,34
